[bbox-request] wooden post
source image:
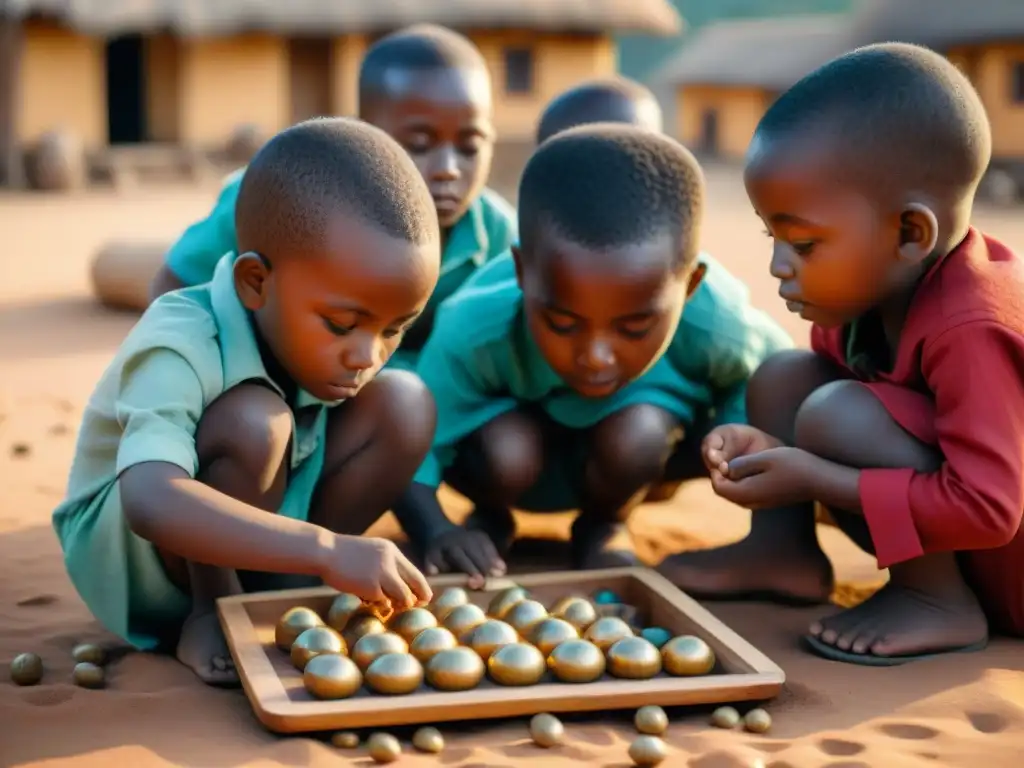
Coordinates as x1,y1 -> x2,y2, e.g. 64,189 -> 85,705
0,1 -> 26,189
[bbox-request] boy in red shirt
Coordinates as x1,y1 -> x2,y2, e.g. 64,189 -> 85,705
660,42 -> 1024,665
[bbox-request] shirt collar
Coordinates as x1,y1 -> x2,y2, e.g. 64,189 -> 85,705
441,196 -> 490,274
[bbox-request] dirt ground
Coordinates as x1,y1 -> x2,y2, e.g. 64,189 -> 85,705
1,166 -> 1023,767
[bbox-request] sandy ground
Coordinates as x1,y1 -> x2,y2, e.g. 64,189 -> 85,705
2,167 -> 1024,767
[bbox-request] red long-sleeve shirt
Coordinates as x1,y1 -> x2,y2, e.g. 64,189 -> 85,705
812,228 -> 1024,635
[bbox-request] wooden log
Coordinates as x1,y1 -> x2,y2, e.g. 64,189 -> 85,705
90,241 -> 169,312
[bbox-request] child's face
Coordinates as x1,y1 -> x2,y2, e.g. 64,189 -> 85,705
744,136 -> 904,328
514,232 -> 701,398
364,67 -> 494,230
235,215 -> 439,401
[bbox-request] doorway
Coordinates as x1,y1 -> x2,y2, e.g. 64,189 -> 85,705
700,108 -> 719,155
288,38 -> 333,124
106,35 -> 147,144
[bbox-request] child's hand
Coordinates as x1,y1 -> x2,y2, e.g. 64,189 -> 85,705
320,536 -> 433,610
702,425 -> 783,479
710,446 -> 817,509
424,527 -> 506,589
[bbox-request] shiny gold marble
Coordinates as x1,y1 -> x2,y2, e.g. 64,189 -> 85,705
9,652 -> 43,686
709,706 -> 741,729
582,616 -> 633,653
364,652 -> 424,695
528,618 -> 579,656
634,705 -> 668,735
466,619 -> 519,661
429,587 -> 469,621
442,603 -> 487,640
549,595 -> 598,632
661,635 -> 715,677
342,614 -> 387,649
529,713 -> 564,748
326,593 -> 362,632
628,735 -> 668,766
290,626 -> 346,671
487,642 -> 546,686
303,653 -> 362,700
330,731 -> 360,749
72,661 -> 105,689
606,636 -> 662,680
743,708 -> 772,734
275,606 -> 325,651
412,726 -> 445,754
425,646 -> 485,691
487,586 -> 529,620
72,643 -> 106,666
387,607 -> 438,643
351,632 -> 408,671
367,732 -> 402,764
409,626 -> 459,663
505,599 -> 549,636
546,638 -> 606,684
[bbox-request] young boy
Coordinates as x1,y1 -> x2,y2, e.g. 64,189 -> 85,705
665,42 -> 1024,665
149,24 -> 516,372
396,124 -> 792,582
53,118 -> 438,686
535,76 -> 664,144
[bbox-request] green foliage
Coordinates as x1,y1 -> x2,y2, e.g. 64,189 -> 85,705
618,0 -> 854,80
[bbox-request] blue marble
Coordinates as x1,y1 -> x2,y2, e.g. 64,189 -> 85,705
593,589 -> 621,605
641,627 -> 673,649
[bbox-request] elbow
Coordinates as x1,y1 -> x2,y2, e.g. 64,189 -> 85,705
966,496 -> 1020,550
118,465 -> 176,542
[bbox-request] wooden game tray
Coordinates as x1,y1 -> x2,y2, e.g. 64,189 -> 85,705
218,567 -> 785,734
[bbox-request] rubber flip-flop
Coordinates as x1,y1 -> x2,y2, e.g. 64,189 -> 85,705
802,634 -> 989,667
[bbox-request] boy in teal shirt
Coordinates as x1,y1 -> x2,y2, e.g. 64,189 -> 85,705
149,25 -> 515,372
396,125 -> 793,581
54,119 -> 437,686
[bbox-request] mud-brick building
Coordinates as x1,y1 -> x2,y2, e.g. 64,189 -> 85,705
0,0 -> 682,187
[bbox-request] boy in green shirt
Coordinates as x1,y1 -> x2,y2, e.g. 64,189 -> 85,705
149,25 -> 515,372
53,118 -> 437,686
397,125 -> 792,582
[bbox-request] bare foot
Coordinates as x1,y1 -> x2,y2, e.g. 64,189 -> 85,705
465,506 -> 516,556
571,521 -> 640,570
808,582 -> 988,661
656,535 -> 834,605
176,609 -> 239,687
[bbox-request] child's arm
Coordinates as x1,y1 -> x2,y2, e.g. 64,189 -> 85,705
154,170 -> 242,297
394,304 -> 516,583
116,347 -> 431,606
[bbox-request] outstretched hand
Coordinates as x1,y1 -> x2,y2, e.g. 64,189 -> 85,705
701,425 -> 783,478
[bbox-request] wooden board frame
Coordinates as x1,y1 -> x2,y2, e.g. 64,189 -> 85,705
218,567 -> 785,734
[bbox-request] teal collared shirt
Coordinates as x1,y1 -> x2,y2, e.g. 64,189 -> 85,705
163,171 -> 517,371
412,251 -> 794,488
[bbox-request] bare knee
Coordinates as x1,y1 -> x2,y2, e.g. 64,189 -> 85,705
747,350 -> 847,441
474,410 -> 545,500
195,383 -> 292,487
350,369 -> 436,464
795,380 -> 941,472
589,405 -> 680,487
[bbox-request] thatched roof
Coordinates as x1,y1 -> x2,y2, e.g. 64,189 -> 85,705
653,15 -> 853,91
2,0 -> 682,37
851,0 -> 1024,48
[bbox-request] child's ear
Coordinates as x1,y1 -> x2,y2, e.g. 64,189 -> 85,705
510,245 -> 525,287
233,252 -> 271,310
897,203 -> 939,265
685,260 -> 707,298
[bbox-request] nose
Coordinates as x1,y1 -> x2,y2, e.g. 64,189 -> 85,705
430,146 -> 460,182
341,334 -> 378,373
769,242 -> 797,281
580,336 -> 615,371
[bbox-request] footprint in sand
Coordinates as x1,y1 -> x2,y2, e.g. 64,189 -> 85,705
10,442 -> 31,458
17,594 -> 58,607
818,738 -> 866,757
876,722 -> 939,740
917,753 -> 940,761
689,748 -> 768,767
966,711 -> 1008,734
20,687 -> 76,707
49,423 -> 69,436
